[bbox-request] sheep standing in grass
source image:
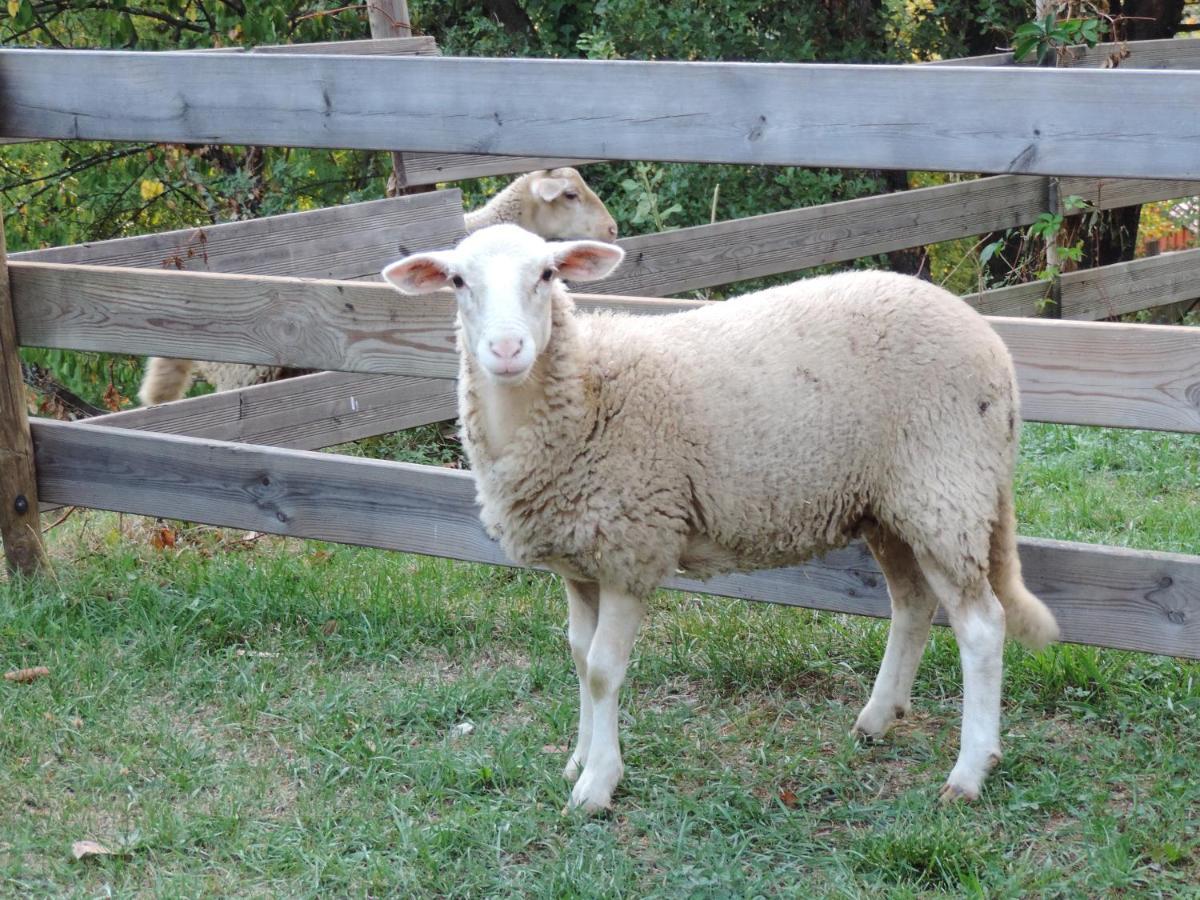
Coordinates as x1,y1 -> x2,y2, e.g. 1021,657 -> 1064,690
381,224 -> 1059,814
137,168 -> 617,406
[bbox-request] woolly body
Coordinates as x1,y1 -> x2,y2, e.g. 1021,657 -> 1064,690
464,271 -> 1033,620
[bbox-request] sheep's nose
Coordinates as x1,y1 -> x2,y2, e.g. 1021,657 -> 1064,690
489,337 -> 524,361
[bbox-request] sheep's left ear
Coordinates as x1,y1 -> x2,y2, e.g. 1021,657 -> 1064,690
552,241 -> 625,282
531,175 -> 569,202
381,252 -> 455,294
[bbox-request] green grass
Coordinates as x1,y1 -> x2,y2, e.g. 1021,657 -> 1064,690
1,423 -> 1198,897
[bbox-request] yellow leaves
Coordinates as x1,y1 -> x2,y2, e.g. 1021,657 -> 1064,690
139,178 -> 165,201
6,0 -> 19,17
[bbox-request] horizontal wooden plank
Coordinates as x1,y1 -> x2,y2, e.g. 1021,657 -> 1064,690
929,38 -> 1200,70
4,50 -> 1200,178
399,152 -> 604,187
13,190 -> 465,280
187,36 -> 439,56
11,263 -> 1200,432
1000,316 -> 1200,431
30,418 -> 1200,658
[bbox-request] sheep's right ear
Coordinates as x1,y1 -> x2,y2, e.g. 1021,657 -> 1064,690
381,252 -> 455,294
552,241 -> 625,282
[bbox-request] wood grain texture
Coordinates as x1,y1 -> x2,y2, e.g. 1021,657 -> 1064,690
12,190 -> 466,280
83,370 -> 457,449
188,37 -> 437,55
3,50 -> 1200,178
30,418 -> 1200,658
967,248 -> 1200,321
998,317 -> 1200,432
928,38 -> 1200,69
398,153 -> 603,187
11,263 -> 1200,432
599,175 -> 1200,297
0,219 -> 49,575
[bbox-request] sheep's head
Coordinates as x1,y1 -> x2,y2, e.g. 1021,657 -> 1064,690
382,224 -> 625,385
523,168 -> 619,242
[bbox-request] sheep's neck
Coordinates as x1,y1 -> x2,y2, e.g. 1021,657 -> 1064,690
476,375 -> 541,450
466,291 -> 583,464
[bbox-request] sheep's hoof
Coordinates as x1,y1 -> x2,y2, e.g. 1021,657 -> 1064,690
566,765 -> 621,815
937,781 -> 979,804
562,756 -> 584,785
851,702 -> 907,741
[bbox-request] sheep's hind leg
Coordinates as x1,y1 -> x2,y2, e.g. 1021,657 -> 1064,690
568,585 -> 644,814
916,552 -> 1005,803
563,579 -> 599,784
853,526 -> 939,740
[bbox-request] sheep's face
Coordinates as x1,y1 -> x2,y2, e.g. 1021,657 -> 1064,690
525,168 -> 619,243
382,224 -> 625,386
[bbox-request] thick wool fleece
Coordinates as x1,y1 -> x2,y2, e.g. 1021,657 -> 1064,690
138,358 -> 288,405
460,270 -> 1056,647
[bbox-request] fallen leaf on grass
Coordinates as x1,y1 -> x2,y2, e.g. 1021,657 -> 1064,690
71,840 -> 124,860
4,666 -> 50,683
541,744 -> 569,754
450,721 -> 475,739
778,788 -> 799,808
149,526 -> 177,550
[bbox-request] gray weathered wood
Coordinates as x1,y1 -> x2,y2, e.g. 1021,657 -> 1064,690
188,36 -> 437,56
600,175 -> 1200,297
83,370 -> 456,449
0,214 -> 49,575
13,190 -> 465,280
11,263 -> 1200,433
398,153 -> 603,187
4,50 -> 1200,178
30,418 -> 1200,658
967,247 -> 1200,321
929,38 -> 1200,69
367,0 -> 412,38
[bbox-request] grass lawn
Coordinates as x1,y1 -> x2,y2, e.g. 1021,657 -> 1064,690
1,423 -> 1198,897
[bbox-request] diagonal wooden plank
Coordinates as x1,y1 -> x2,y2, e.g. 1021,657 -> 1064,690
3,50 -> 1200,178
30,418 -> 1200,658
929,37 -> 1200,69
12,190 -> 466,280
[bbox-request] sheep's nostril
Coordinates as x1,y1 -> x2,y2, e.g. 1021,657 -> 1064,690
490,337 -> 523,360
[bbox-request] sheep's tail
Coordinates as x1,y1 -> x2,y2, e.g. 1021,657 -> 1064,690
138,357 -> 195,406
988,486 -> 1059,650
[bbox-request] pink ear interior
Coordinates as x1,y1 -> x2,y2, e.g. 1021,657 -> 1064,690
553,242 -> 625,282
381,255 -> 452,294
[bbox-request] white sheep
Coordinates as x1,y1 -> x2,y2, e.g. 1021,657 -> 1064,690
381,224 -> 1060,814
137,168 -> 617,405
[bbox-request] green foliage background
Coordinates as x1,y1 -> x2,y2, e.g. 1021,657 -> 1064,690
1,0 -> 1034,406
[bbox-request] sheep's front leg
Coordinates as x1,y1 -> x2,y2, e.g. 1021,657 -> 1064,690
563,579 -> 599,784
568,585 -> 644,814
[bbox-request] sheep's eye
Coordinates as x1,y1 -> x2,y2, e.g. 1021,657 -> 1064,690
451,275 -> 465,289
540,268 -> 554,282
563,190 -> 579,201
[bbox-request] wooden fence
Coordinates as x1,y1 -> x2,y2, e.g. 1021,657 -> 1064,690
1,38 -> 1198,661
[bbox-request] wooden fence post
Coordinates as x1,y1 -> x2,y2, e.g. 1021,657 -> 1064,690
367,0 -> 427,197
0,213 -> 50,576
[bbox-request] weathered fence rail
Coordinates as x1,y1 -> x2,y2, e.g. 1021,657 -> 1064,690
3,50 -> 1200,178
29,418 -> 1200,659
